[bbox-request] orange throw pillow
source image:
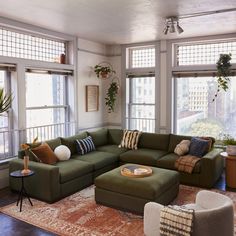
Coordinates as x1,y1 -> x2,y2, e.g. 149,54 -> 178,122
31,143 -> 58,164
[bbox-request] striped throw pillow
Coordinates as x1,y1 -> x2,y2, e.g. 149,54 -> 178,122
119,130 -> 142,150
75,136 -> 96,155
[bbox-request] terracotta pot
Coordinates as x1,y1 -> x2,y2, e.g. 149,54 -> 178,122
226,145 -> 236,156
100,71 -> 109,79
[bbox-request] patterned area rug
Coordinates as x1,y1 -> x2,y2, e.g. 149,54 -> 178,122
1,185 -> 236,236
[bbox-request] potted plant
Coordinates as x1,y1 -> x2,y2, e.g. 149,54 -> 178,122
223,134 -> 236,156
94,64 -> 116,79
0,88 -> 13,114
212,53 -> 232,102
105,82 -> 119,113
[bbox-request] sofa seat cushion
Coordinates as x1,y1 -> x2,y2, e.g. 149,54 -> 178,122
97,145 -> 128,155
120,149 -> 168,166
157,153 -> 201,173
73,151 -> 119,170
54,159 -> 93,184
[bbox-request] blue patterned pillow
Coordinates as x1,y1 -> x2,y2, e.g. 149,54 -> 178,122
75,136 -> 95,155
189,137 -> 210,157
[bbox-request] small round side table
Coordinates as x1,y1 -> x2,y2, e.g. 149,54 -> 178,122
10,170 -> 35,212
221,152 -> 236,188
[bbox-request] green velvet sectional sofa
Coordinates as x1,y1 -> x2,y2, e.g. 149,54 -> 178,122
9,128 -> 224,203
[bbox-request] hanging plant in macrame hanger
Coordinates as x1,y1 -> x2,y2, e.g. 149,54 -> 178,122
212,53 -> 232,102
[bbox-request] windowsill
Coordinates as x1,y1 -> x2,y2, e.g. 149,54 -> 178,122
0,157 -> 17,167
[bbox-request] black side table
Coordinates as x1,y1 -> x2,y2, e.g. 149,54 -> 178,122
10,170 -> 35,212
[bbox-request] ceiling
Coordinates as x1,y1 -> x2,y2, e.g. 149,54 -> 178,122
0,0 -> 235,45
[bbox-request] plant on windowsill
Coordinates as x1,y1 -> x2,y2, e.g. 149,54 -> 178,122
94,63 -> 116,79
223,134 -> 236,156
105,82 -> 119,113
0,88 -> 13,115
212,53 -> 232,102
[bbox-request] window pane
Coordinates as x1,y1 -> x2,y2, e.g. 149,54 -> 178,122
26,73 -> 65,107
126,76 -> 156,133
0,27 -> 65,63
131,77 -> 155,103
0,70 -> 12,160
26,108 -> 65,127
177,41 -> 236,65
176,76 -> 236,139
131,47 -> 155,68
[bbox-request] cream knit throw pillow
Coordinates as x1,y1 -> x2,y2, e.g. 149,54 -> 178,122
174,140 -> 191,156
119,130 -> 142,150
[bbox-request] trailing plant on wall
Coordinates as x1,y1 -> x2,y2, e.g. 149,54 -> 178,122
105,82 -> 119,113
0,88 -> 13,114
212,53 -> 232,102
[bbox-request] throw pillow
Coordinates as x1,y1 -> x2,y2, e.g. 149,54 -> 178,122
75,136 -> 96,155
54,145 -> 71,161
174,140 -> 191,156
30,143 -> 58,164
199,136 -> 215,152
188,137 -> 210,157
119,129 -> 142,150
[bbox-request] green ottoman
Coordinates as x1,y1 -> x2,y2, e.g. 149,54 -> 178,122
95,164 -> 179,214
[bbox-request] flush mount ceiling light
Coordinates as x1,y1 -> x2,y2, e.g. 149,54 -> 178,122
163,7 -> 236,35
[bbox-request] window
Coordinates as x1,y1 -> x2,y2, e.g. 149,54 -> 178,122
126,45 -> 156,132
25,72 -> 68,141
129,46 -> 155,68
176,76 -> 236,139
0,70 -> 12,160
126,77 -> 155,132
0,27 -> 66,63
177,40 -> 236,65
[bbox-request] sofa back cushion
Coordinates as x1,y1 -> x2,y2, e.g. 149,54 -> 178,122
138,133 -> 170,151
61,132 -> 87,155
108,129 -> 123,145
88,128 -> 108,147
168,134 -> 192,152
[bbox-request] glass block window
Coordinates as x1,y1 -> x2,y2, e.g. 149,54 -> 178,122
177,41 -> 236,65
130,46 -> 155,68
0,27 -> 66,63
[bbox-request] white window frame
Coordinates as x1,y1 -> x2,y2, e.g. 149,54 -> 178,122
123,43 -> 160,133
0,17 -> 77,161
169,36 -> 236,135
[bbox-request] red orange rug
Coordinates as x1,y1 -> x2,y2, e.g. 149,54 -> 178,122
1,185 -> 236,236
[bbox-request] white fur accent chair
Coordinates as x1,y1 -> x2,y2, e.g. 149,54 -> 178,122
144,190 -> 234,236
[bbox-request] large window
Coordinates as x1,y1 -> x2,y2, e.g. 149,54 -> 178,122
25,72 -> 68,141
126,45 -> 156,132
176,76 -> 236,139
174,39 -> 236,139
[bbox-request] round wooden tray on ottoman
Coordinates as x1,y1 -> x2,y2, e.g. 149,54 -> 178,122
121,164 -> 153,178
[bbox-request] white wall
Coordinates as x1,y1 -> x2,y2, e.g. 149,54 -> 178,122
77,38 -> 109,130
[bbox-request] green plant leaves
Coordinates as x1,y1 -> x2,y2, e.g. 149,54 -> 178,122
0,88 -> 13,114
212,53 -> 232,102
105,82 -> 119,113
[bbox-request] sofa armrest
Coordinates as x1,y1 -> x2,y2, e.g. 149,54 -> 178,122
200,148 -> 224,188
9,159 -> 60,203
144,202 -> 164,236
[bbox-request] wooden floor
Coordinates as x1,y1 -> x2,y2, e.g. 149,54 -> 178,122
0,172 -> 233,236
